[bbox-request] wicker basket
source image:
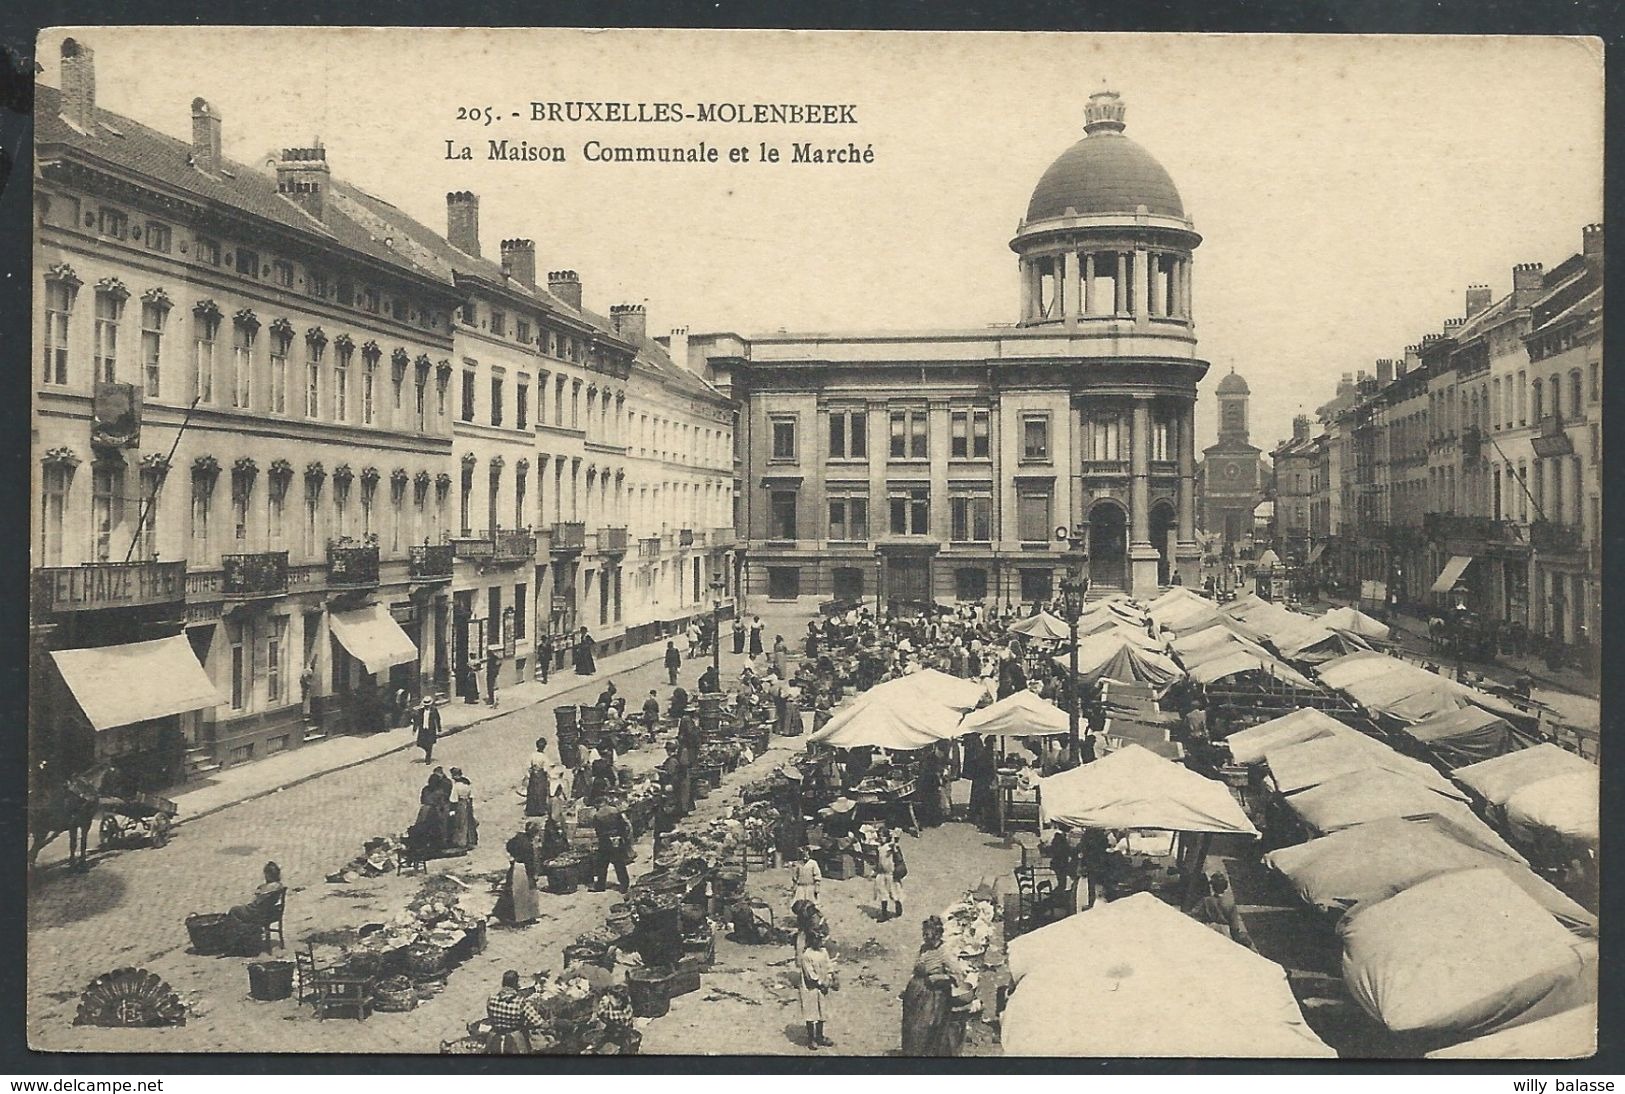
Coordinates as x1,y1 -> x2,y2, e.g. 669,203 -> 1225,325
414,975 -> 447,999
374,978 -> 418,1012
441,1037 -> 485,1055
403,943 -> 447,979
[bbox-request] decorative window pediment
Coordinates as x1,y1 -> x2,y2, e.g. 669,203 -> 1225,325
362,340 -> 382,362
140,287 -> 173,310
435,472 -> 453,492
46,263 -> 82,289
233,308 -> 260,332
305,326 -> 328,349
333,333 -> 355,355
414,470 -> 432,489
232,456 -> 258,477
460,452 -> 478,469
516,457 -> 531,473
194,299 -> 223,321
268,458 -> 294,480
305,460 -> 327,481
269,317 -> 296,340
43,446 -> 81,469
95,276 -> 130,301
489,454 -> 506,472
139,452 -> 171,476
359,466 -> 381,487
332,463 -> 354,484
192,454 -> 221,478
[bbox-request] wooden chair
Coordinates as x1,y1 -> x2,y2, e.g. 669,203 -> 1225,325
293,944 -> 324,1007
314,974 -> 375,1021
261,889 -> 287,952
1009,865 -> 1066,937
398,845 -> 429,876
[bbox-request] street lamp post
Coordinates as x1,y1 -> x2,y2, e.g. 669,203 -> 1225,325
1056,524 -> 1091,765
710,572 -> 728,679
873,548 -> 884,618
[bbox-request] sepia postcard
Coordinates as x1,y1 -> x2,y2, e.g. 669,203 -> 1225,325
23,26 -> 1602,1061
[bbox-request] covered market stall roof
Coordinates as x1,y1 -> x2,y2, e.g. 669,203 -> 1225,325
1038,744 -> 1258,835
1186,650 -> 1315,690
806,690 -> 965,750
50,635 -> 224,731
1003,892 -> 1335,1058
957,690 -> 1071,737
1006,611 -> 1072,641
1263,732 -> 1467,800
1053,633 -> 1182,690
1337,867 -> 1597,1041
1504,772 -> 1599,847
1452,743 -> 1596,806
1320,605 -> 1392,639
1273,623 -> 1374,666
1425,1004 -> 1596,1060
1262,815 -> 1595,933
1317,651 -> 1528,726
1283,768 -> 1527,864
1399,707 -> 1527,770
1224,707 -> 1355,765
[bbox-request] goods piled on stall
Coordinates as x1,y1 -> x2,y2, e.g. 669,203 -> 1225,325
449,969 -> 642,1055
326,836 -> 408,882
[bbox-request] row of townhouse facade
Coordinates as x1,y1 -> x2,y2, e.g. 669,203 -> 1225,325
1270,223 -> 1602,653
30,38 -> 737,790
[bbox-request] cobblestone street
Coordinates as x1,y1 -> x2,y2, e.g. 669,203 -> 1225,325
27,607 -> 840,1053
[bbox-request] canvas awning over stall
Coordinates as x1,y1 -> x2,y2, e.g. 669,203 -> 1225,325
1053,633 -> 1182,690
956,690 -> 1071,737
1452,743 -> 1596,806
806,692 -> 965,750
1425,1004 -> 1597,1060
1400,707 -> 1526,769
1264,733 -> 1467,800
50,635 -> 223,731
1283,768 -> 1527,864
328,604 -> 419,676
1224,708 -> 1354,765
1002,893 -> 1335,1058
1007,611 -> 1072,641
1039,744 -> 1257,835
1429,555 -> 1474,594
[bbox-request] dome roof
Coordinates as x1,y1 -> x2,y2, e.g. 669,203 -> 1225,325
1216,370 -> 1250,395
1025,90 -> 1184,222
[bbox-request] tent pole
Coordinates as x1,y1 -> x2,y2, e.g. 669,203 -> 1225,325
1181,832 -> 1213,907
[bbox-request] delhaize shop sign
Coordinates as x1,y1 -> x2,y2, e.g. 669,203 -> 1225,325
33,561 -> 187,613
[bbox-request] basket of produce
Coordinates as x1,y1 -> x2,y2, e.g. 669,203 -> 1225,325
563,939 -> 616,972
680,929 -> 716,971
414,974 -> 448,999
666,965 -> 703,999
605,905 -> 637,939
624,965 -> 677,1018
712,866 -> 747,902
335,951 -> 386,981
184,913 -> 237,956
543,853 -> 588,895
373,975 -> 418,1012
441,1037 -> 486,1055
403,942 -> 448,979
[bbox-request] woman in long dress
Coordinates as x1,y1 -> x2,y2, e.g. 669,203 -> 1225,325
872,825 -> 902,921
574,628 -> 597,675
447,768 -> 477,850
899,915 -> 971,1056
733,619 -> 746,655
492,831 -> 539,926
524,738 -> 553,818
748,616 -> 765,658
408,770 -> 451,850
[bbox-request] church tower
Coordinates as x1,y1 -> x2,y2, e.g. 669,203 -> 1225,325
1216,368 -> 1250,446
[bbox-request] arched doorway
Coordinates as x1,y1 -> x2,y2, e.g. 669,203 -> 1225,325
1087,500 -> 1128,588
1150,502 -> 1176,586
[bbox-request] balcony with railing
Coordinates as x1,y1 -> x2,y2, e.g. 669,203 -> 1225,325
1532,414 -> 1575,458
328,541 -> 380,588
222,551 -> 290,599
550,522 -> 586,553
640,536 -> 662,559
408,543 -> 454,581
599,527 -> 629,554
493,528 -> 537,563
712,526 -> 737,547
678,528 -> 695,547
1081,459 -> 1130,477
1423,513 -> 1525,546
1529,519 -> 1583,554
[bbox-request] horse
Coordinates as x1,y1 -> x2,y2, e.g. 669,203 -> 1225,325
28,761 -> 106,872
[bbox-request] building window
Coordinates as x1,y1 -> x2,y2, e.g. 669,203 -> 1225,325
949,494 -> 992,542
770,416 -> 798,461
1532,378 -> 1543,421
1570,456 -> 1582,526
955,567 -> 988,601
235,248 -> 259,278
231,471 -> 252,542
1017,489 -> 1052,543
333,343 -> 351,421
462,369 -> 477,422
191,471 -> 213,551
889,488 -> 930,535
333,478 -> 351,538
304,479 -> 322,556
1019,568 -> 1053,604
827,496 -> 868,541
414,369 -> 428,430
230,322 -> 254,409
195,235 -> 221,266
269,328 -> 290,414
90,463 -> 122,562
361,357 -> 377,425
43,279 -> 75,385
516,319 -> 531,344
228,621 -> 249,711
1532,460 -> 1544,516
1021,413 -> 1050,462
890,408 -> 929,459
140,300 -> 167,398
1090,414 -> 1124,461
1569,370 -> 1583,417
770,490 -> 798,540
1589,362 -> 1600,403
138,467 -> 161,561
145,222 -> 172,254
491,376 -> 504,427
93,290 -> 124,384
193,312 -> 219,403
950,409 -> 990,459
308,270 -> 329,299
97,206 -> 127,238
266,618 -> 287,704
272,260 -> 294,288
268,475 -> 287,546
1152,416 -> 1171,461
490,310 -> 506,337
304,339 -> 323,418
40,464 -> 70,566
514,582 -> 528,640
517,382 -> 530,430
459,463 -> 474,534
829,408 -> 867,459
515,465 -> 529,529
1517,370 -> 1527,424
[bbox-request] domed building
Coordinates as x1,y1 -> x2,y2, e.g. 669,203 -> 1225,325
687,89 -> 1210,606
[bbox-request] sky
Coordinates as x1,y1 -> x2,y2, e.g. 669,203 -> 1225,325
36,28 -> 1603,452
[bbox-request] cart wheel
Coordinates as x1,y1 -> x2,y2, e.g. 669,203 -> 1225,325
99,816 -> 119,846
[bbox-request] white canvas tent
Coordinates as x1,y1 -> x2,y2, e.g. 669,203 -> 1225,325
1452,743 -> 1595,806
1263,732 -> 1468,800
1052,633 -> 1182,690
1006,611 -> 1072,641
1425,1004 -> 1597,1059
805,691 -> 966,750
1187,651 -> 1315,690
1039,744 -> 1258,835
1320,605 -> 1391,640
956,689 -> 1071,738
1003,893 -> 1335,1057
1225,707 -> 1353,765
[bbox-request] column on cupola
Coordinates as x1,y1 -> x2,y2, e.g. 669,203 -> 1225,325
1059,251 -> 1076,322
1019,257 -> 1032,321
1135,247 -> 1151,325
1114,253 -> 1128,314
1081,252 -> 1095,316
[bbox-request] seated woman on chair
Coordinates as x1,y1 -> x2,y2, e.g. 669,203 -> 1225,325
229,861 -> 286,927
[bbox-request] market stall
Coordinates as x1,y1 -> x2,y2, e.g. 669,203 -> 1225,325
1222,707 -> 1360,764
1006,612 -> 1072,642
1424,1003 -> 1597,1060
1452,743 -> 1596,807
1319,605 -> 1392,640
1051,633 -> 1182,693
1396,707 -> 1529,770
1002,892 -> 1335,1057
1281,768 -> 1527,864
1336,867 -> 1597,1043
1263,732 -> 1468,801
1261,814 -> 1595,933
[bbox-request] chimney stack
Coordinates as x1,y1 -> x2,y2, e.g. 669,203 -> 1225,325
1376,358 -> 1394,384
1512,262 -> 1544,308
59,38 -> 96,132
446,192 -> 481,258
275,143 -> 329,220
1583,223 -> 1603,272
610,304 -> 647,344
191,97 -> 223,176
548,270 -> 582,311
1442,318 -> 1464,337
1337,372 -> 1354,397
1465,284 -> 1492,318
1292,414 -> 1311,442
500,239 -> 536,288
1402,343 -> 1420,376
668,327 -> 691,371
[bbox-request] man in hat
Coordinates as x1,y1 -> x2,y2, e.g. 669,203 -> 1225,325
665,640 -> 683,686
642,689 -> 661,736
410,697 -> 442,764
485,646 -> 502,707
591,795 -> 634,894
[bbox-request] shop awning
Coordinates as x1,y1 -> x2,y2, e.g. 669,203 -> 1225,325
328,603 -> 419,676
1306,543 -> 1327,564
1430,555 -> 1474,594
50,635 -> 223,731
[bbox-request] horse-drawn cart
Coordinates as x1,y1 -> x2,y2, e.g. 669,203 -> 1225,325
98,792 -> 178,850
